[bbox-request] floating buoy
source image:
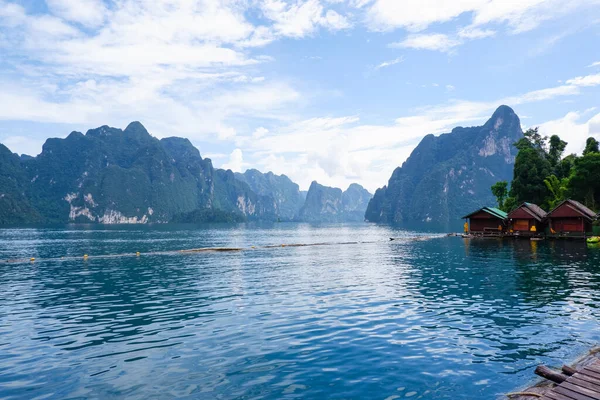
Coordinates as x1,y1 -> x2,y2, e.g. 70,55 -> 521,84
30,257 -> 35,262
83,254 -> 88,259
587,236 -> 600,244
136,252 -> 140,256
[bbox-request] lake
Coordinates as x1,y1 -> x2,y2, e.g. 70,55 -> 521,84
1,223 -> 599,399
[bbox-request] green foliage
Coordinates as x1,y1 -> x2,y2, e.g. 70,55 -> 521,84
509,144 -> 551,207
491,181 -> 508,210
569,152 -> 600,209
556,154 -> 576,179
543,175 -> 569,209
583,137 -> 599,156
548,135 -> 567,168
0,144 -> 42,224
498,129 -> 600,213
503,196 -> 518,213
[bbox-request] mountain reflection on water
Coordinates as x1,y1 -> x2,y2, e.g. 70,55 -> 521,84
1,223 -> 599,399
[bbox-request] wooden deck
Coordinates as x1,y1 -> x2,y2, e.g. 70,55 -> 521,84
542,360 -> 600,400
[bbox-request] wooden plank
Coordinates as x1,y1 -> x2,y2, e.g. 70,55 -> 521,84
575,373 -> 600,388
568,376 -> 600,393
585,365 -> 600,375
580,369 -> 600,381
544,391 -> 581,400
559,382 -> 600,400
544,391 -> 583,400
553,386 -> 597,400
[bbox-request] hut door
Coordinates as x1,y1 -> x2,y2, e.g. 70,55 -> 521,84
514,220 -> 529,231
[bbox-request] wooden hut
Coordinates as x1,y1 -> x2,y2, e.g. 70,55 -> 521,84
462,207 -> 508,235
546,199 -> 596,238
507,202 -> 547,237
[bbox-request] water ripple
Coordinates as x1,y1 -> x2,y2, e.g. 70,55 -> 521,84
1,224 -> 600,399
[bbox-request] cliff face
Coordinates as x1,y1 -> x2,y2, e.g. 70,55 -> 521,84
365,105 -> 523,225
1,122 -> 277,224
234,169 -> 304,221
298,181 -> 372,222
0,144 -> 41,224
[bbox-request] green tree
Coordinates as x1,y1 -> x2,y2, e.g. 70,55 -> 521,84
544,175 -> 569,209
491,181 -> 508,211
548,135 -> 567,168
509,129 -> 552,207
569,152 -> 600,209
556,154 -> 576,179
583,137 -> 599,156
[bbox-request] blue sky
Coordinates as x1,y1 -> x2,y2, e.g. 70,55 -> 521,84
0,0 -> 599,192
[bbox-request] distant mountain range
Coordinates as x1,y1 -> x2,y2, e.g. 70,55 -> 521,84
0,106 -> 524,226
0,122 -> 371,224
365,105 -> 523,225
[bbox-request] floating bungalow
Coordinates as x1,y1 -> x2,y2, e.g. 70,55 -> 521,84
546,199 -> 596,238
462,207 -> 508,236
462,199 -> 599,240
507,202 -> 547,237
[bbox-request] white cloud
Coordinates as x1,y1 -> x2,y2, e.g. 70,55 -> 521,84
390,33 -> 461,52
566,73 -> 600,87
46,0 -> 107,27
588,61 -> 600,67
321,9 -> 352,30
538,110 -> 600,156
237,71 -> 600,191
375,56 -> 405,69
261,0 -> 351,38
446,84 -> 455,91
252,127 -> 270,139
222,148 -> 245,172
366,0 -> 479,32
365,0 -> 596,33
457,27 -> 496,39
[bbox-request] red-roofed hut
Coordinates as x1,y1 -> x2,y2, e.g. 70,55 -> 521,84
462,207 -> 508,236
547,199 -> 596,238
507,202 -> 547,237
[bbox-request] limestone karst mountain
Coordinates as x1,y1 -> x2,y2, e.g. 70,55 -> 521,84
365,105 -> 523,225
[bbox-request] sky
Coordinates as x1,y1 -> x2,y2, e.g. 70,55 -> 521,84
0,0 -> 599,193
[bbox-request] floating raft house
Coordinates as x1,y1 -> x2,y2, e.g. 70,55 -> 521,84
507,202 -> 547,237
462,207 -> 508,236
462,199 -> 600,240
547,199 -> 596,239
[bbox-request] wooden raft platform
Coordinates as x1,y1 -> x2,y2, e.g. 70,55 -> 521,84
541,360 -> 600,400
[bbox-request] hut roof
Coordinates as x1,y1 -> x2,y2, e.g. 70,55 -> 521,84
462,207 -> 508,220
547,199 -> 597,221
507,202 -> 547,222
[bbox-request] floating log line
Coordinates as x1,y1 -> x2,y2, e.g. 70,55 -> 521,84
1,234 -> 447,265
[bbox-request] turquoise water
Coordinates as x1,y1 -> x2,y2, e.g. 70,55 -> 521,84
1,223 -> 600,399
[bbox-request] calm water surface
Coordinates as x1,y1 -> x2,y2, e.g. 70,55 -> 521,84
1,223 -> 599,399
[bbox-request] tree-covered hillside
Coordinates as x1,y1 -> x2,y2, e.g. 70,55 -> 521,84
0,122 -> 371,224
491,129 -> 600,213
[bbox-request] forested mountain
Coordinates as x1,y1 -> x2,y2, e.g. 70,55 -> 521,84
0,122 -> 367,224
365,105 -> 523,225
235,169 -> 304,221
298,181 -> 372,222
